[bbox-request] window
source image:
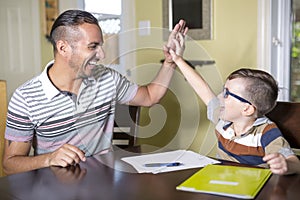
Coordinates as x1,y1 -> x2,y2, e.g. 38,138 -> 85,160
261,0 -> 300,102
84,0 -> 121,15
291,0 -> 300,101
84,0 -> 121,34
84,0 -> 136,79
84,0 -> 122,69
258,0 -> 291,101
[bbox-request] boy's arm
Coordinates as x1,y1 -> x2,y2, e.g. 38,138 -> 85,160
286,155 -> 300,174
169,35 -> 216,105
263,153 -> 300,175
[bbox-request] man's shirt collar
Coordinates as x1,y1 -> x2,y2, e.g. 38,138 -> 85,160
39,60 -> 97,100
39,60 -> 60,100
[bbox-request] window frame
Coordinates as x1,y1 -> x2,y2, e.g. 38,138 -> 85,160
257,0 -> 292,101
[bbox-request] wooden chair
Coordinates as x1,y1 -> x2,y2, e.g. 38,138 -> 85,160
266,101 -> 300,156
0,80 -> 8,177
112,104 -> 140,148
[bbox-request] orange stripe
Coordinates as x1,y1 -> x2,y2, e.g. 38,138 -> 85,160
216,131 -> 265,156
262,123 -> 277,133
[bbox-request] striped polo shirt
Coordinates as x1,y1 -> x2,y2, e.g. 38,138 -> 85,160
207,97 -> 294,167
5,61 -> 138,156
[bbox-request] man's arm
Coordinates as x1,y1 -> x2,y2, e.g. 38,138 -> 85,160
129,20 -> 188,107
129,61 -> 176,107
2,139 -> 86,175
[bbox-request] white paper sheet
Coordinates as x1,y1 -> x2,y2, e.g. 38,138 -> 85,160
121,150 -> 220,174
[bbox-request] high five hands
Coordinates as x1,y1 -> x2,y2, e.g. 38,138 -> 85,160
163,19 -> 188,63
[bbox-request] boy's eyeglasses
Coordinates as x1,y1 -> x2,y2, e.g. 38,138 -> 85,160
223,88 -> 252,105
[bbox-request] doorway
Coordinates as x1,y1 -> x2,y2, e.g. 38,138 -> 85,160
0,0 -> 41,100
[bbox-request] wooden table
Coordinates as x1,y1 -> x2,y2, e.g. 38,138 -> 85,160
0,146 -> 299,200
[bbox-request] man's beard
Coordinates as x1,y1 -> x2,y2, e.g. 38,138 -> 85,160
76,63 -> 106,80
69,51 -> 105,80
69,57 -> 95,80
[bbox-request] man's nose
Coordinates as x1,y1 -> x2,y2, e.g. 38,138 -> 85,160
96,46 -> 105,60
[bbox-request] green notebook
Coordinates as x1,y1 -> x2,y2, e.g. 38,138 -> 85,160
176,164 -> 272,199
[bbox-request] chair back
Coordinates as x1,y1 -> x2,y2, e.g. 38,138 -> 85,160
266,101 -> 300,154
112,104 -> 140,148
0,80 -> 8,177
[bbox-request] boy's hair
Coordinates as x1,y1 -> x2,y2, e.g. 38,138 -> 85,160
227,68 -> 278,117
49,9 -> 100,53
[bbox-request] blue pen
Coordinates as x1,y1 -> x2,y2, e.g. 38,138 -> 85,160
144,162 -> 183,167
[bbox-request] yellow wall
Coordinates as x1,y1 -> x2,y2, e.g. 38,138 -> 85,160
135,0 -> 257,85
134,0 -> 258,155
200,0 -> 258,78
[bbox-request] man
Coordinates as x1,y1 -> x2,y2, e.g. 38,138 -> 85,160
3,10 -> 188,174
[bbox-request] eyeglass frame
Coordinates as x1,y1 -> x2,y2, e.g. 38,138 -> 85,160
223,87 -> 252,105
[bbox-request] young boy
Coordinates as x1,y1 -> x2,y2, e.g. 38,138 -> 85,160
169,34 -> 300,175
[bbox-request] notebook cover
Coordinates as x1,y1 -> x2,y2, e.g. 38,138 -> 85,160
176,164 -> 272,199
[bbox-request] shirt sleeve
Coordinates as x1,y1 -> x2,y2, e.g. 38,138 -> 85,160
207,97 -> 221,124
5,89 -> 35,142
261,126 -> 295,158
111,69 -> 138,104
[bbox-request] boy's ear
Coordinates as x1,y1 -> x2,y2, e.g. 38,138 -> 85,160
242,104 -> 256,116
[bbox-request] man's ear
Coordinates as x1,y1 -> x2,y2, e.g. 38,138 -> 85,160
56,40 -> 70,56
